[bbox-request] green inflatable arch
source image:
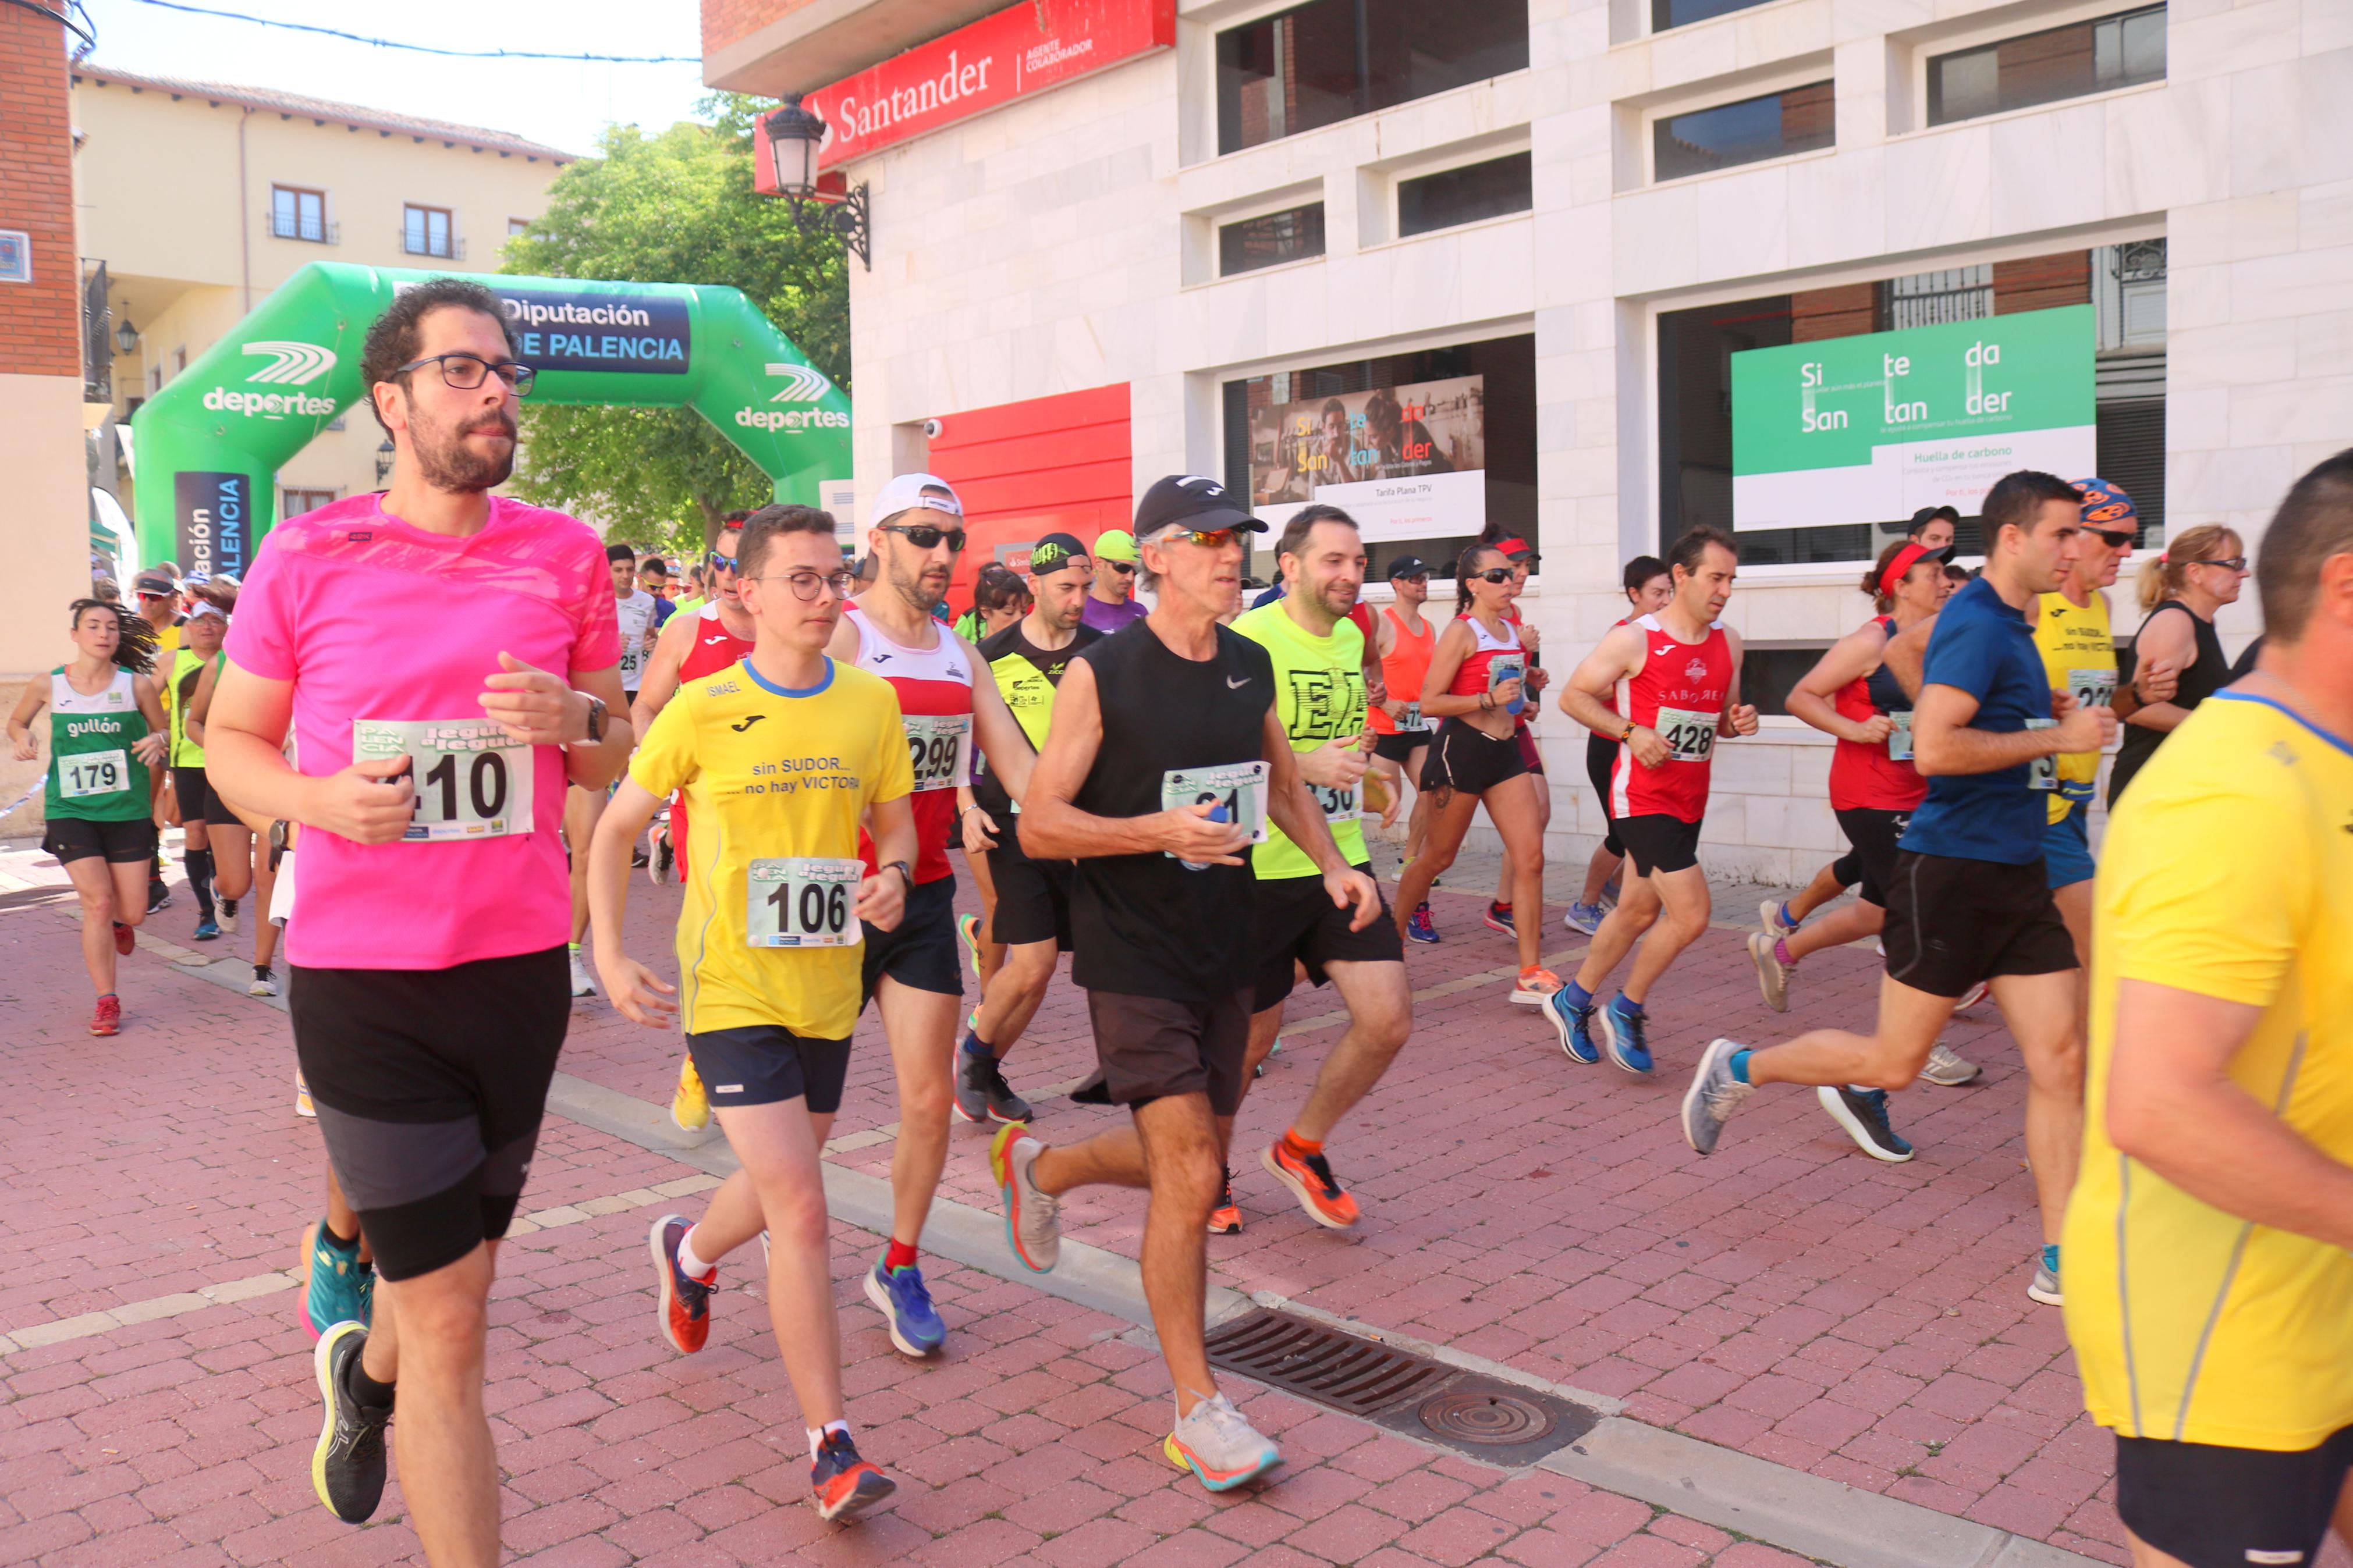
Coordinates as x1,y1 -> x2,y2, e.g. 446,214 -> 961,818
129,262 -> 851,577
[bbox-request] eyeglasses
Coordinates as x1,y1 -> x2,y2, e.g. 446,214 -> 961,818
2085,527 -> 2136,549
2192,555 -> 2248,572
705,550 -> 739,575
391,353 -> 537,395
1103,559 -> 1136,574
879,523 -> 967,553
746,569 -> 858,601
1467,567 -> 1516,585
1393,574 -> 1429,586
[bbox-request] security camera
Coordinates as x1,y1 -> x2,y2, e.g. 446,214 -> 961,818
921,418 -> 943,439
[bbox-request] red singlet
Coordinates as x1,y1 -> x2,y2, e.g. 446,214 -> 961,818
669,603 -> 758,881
1610,613 -> 1734,823
1827,616 -> 1925,812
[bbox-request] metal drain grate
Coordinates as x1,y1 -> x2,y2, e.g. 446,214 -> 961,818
1204,1309 -> 1598,1465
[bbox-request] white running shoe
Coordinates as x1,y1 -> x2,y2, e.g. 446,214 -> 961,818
219,897 -> 240,935
569,950 -> 598,997
1919,1041 -> 1981,1086
1165,1392 -> 1282,1492
1759,897 -> 1796,937
249,965 -> 278,998
1747,930 -> 1791,1012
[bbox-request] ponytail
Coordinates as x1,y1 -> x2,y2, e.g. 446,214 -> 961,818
2136,524 -> 2241,613
1454,543 -> 1499,615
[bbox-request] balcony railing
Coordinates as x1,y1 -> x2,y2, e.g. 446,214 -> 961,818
81,259 -> 110,404
401,230 -> 464,259
269,211 -> 338,244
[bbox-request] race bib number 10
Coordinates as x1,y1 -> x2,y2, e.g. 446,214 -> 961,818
354,719 -> 533,841
1653,705 -> 1720,762
1160,761 -> 1269,865
904,713 -> 973,792
746,858 -> 864,948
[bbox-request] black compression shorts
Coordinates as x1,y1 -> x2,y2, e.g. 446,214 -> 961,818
1251,862 -> 1403,1011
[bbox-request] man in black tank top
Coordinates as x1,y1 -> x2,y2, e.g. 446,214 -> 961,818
990,476 -> 1381,1494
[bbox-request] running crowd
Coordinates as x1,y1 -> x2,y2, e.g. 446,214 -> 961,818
16,274 -> 2349,1568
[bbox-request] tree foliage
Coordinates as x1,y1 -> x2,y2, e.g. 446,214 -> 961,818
501,95 -> 848,557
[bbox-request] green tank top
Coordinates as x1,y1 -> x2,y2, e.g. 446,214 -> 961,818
168,648 -> 218,768
1231,602 -> 1369,880
45,667 -> 151,822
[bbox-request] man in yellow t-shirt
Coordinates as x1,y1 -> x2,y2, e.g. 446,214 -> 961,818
585,504 -> 915,1526
2061,451 -> 2353,1568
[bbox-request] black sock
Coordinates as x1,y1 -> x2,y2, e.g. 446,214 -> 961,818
184,849 -> 215,920
344,1349 -> 396,1411
321,1218 -> 359,1250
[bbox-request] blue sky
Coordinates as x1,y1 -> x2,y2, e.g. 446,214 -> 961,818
79,0 -> 715,157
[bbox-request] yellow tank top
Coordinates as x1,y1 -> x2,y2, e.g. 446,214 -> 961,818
2032,588 -> 2116,819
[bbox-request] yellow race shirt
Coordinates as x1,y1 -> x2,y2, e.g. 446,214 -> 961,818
2062,690 -> 2353,1450
1231,601 -> 1369,880
630,655 -> 913,1040
2032,588 -> 2116,820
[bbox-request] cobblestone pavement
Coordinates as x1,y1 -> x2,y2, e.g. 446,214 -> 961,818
0,829 -> 2210,1566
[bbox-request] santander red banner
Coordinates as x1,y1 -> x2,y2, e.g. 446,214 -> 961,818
776,0 -> 1174,179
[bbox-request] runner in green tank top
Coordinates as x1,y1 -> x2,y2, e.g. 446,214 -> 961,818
8,599 -> 167,1035
165,598 -> 229,939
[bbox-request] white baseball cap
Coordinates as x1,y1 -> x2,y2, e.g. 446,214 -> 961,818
871,472 -> 963,527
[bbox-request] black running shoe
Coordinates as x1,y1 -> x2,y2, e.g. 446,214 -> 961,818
311,1321 -> 391,1523
1817,1086 -> 1914,1162
954,1050 -> 1034,1124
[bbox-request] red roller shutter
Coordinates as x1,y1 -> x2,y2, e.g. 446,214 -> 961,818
927,384 -> 1132,617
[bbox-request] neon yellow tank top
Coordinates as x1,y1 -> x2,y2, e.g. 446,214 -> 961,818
2033,588 -> 2117,819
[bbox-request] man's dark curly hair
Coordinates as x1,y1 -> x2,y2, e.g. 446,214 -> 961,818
358,278 -> 517,435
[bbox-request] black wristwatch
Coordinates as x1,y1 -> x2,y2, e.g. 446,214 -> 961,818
883,860 -> 914,893
579,692 -> 606,745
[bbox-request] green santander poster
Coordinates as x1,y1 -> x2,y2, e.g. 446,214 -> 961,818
1730,305 -> 2095,529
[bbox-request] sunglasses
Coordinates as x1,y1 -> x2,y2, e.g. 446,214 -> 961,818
1392,574 -> 1429,586
1103,559 -> 1136,574
2191,555 -> 2248,572
2085,527 -> 2136,549
705,550 -> 739,575
879,522 -> 968,552
1467,567 -> 1516,585
1169,529 -> 1245,549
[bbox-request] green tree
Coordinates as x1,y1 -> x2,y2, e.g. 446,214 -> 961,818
501,95 -> 847,557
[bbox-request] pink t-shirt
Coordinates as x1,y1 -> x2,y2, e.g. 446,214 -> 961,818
227,493 -> 619,969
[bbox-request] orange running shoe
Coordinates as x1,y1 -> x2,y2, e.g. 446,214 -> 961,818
90,994 -> 120,1036
1262,1140 -> 1360,1228
811,1429 -> 896,1523
1207,1168 -> 1241,1235
647,1214 -> 715,1354
1511,966 -> 1563,1005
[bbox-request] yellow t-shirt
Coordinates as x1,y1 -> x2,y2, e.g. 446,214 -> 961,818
2032,588 -> 2116,820
2062,690 -> 2353,1450
629,655 -> 912,1040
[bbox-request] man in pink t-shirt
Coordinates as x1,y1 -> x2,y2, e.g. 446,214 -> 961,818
205,278 -> 630,1562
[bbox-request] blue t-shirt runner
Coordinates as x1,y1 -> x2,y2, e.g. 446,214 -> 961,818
1898,574 -> 2053,864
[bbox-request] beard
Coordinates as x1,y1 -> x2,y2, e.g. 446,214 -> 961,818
889,555 -> 948,614
1309,575 -> 1360,621
409,402 -> 517,493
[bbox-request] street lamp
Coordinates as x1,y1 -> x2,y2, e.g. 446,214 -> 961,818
113,317 -> 139,356
763,94 -> 870,271
375,439 -> 395,485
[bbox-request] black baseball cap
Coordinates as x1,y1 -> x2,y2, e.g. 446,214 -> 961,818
1386,555 -> 1431,580
1027,532 -> 1090,575
133,567 -> 181,598
1131,474 -> 1266,540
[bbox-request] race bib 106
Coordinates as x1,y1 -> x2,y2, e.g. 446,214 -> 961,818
355,719 -> 533,841
904,713 -> 973,793
1160,761 -> 1269,865
745,857 -> 864,948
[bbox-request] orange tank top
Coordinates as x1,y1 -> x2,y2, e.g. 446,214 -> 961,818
1369,605 -> 1436,734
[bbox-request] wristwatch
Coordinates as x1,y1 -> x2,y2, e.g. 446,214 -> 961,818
579,692 -> 606,745
883,860 -> 914,893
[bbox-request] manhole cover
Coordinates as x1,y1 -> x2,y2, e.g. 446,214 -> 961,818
1419,1389 -> 1554,1445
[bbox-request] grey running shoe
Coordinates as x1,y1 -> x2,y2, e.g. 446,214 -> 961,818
1165,1392 -> 1283,1492
989,1123 -> 1060,1272
1748,930 -> 1792,1012
2028,1257 -> 2063,1306
1681,1037 -> 1755,1155
1759,897 -> 1795,937
954,1050 -> 1033,1124
311,1321 -> 390,1523
1919,1041 -> 1981,1086
1816,1086 -> 1914,1162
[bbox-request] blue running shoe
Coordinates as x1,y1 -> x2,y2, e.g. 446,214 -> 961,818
1483,901 -> 1517,936
300,1218 -> 374,1341
1562,901 -> 1604,936
1545,988 -> 1600,1064
193,916 -> 221,942
1599,997 -> 1653,1075
1406,902 -> 1439,944
863,1257 -> 946,1357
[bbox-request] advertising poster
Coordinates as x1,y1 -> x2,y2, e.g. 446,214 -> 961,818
1730,305 -> 2095,529
1250,374 -> 1485,506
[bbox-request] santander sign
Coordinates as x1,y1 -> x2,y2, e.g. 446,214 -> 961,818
766,0 -> 1173,182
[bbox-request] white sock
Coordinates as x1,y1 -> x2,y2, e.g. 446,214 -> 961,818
807,1420 -> 850,1461
675,1226 -> 716,1279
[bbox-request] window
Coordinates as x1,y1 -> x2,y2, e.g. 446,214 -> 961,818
1653,0 -> 1777,31
271,186 -> 328,243
1216,0 -> 1528,155
1397,152 -> 1532,238
1220,202 -> 1326,276
1655,83 -> 1834,182
507,217 -> 530,238
1884,265 -> 1993,329
282,488 -> 338,517
403,204 -> 456,258
1929,5 -> 2164,126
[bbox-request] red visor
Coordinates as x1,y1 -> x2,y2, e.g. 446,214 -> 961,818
1878,542 -> 1942,598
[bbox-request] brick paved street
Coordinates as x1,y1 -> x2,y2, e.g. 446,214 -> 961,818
0,834 -> 2240,1566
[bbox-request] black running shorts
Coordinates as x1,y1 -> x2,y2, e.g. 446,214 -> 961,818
1615,813 -> 1703,877
170,765 -> 244,829
1371,730 -> 1429,765
686,1025 -> 852,1114
2116,1425 -> 2353,1568
1882,851 -> 2075,999
1252,862 -> 1403,1011
1419,719 -> 1527,799
42,814 -> 158,866
290,945 -> 569,1282
1831,807 -> 1910,908
1585,733 -> 1623,858
1075,990 -> 1251,1116
985,833 -> 1074,951
1830,847 -> 1864,887
860,872 -> 961,1003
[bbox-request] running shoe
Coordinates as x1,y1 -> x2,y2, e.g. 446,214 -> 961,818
863,1257 -> 946,1357
1816,1086 -> 1914,1162
1759,897 -> 1797,937
250,965 -> 278,998
1563,901 -> 1605,936
1208,1169 -> 1242,1235
311,1321 -> 390,1524
1598,996 -> 1652,1074
1165,1392 -> 1283,1492
147,880 -> 172,914
1681,1037 -> 1754,1155
672,1055 -> 711,1132
648,1214 -> 716,1354
989,1123 -> 1060,1272
630,845 -> 650,869
112,921 -> 133,956
957,913 -> 983,978
811,1428 -> 896,1523
1599,876 -> 1620,911
1543,987 -> 1600,1065
1957,980 -> 1990,1011
568,949 -> 598,998
953,1050 -> 1032,1124
90,995 -> 120,1037
300,1218 -> 374,1340
1484,901 -> 1517,936
1262,1141 -> 1359,1228
295,1073 -> 314,1118
218,896 -> 239,934
645,823 -> 670,887
1405,902 -> 1439,944
1747,930 -> 1792,1013
2028,1252 -> 2063,1307
1919,1042 -> 1981,1086
1511,965 -> 1563,1006
193,916 -> 221,942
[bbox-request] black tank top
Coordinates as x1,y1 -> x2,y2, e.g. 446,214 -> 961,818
1864,617 -> 1912,714
1068,618 -> 1273,1001
2109,599 -> 2230,806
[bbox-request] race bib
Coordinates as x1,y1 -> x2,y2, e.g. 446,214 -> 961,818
1654,705 -> 1720,762
2024,717 -> 2059,790
2067,668 -> 2117,710
354,719 -> 534,841
1397,702 -> 1426,733
1160,761 -> 1269,865
1887,711 -> 1914,763
1308,781 -> 1359,822
904,713 -> 973,792
617,643 -> 647,682
745,857 -> 864,948
58,749 -> 128,801
1488,656 -> 1527,716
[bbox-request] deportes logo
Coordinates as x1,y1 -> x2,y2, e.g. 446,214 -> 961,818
204,339 -> 339,418
737,361 -> 846,431
765,362 -> 833,402
242,341 -> 337,385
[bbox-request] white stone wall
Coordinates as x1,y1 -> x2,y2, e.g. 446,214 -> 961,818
839,0 -> 2353,881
